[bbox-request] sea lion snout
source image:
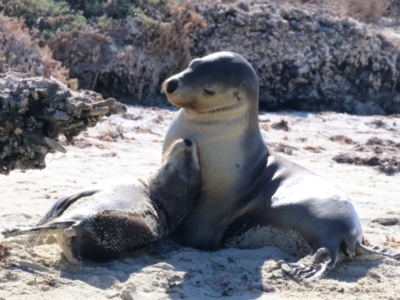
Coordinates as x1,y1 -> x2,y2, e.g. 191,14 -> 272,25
184,139 -> 193,147
165,78 -> 179,94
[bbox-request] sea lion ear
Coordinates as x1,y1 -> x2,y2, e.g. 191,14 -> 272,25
234,90 -> 242,101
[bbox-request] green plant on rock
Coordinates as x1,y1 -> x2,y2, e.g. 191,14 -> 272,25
68,12 -> 87,29
110,44 -> 119,54
3,0 -> 88,38
7,52 -> 18,65
3,0 -> 70,28
93,14 -> 110,28
66,0 -> 157,20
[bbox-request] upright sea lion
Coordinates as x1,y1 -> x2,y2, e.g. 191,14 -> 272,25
1,139 -> 201,264
161,51 -> 399,280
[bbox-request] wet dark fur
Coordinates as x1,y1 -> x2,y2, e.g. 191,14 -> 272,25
2,139 -> 201,263
71,210 -> 159,262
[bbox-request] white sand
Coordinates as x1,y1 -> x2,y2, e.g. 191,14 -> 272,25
1,106 -> 399,300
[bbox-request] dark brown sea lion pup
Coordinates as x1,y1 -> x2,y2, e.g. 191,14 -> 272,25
1,139 -> 201,264
161,51 -> 400,280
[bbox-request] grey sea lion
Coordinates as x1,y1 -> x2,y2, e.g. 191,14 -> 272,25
161,51 -> 400,280
1,139 -> 201,264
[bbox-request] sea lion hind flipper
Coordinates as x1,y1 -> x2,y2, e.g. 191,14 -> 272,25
36,189 -> 100,226
356,242 -> 400,260
2,221 -> 76,239
280,248 -> 336,280
25,189 -> 99,248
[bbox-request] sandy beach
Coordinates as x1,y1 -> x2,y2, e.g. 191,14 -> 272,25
1,106 -> 399,300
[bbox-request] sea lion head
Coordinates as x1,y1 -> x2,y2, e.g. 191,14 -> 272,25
162,52 -> 259,114
148,138 -> 201,228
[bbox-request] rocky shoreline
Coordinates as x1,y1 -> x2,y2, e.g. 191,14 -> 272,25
2,1 -> 400,115
192,2 -> 400,115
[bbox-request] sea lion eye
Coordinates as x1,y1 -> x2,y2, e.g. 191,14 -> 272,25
203,88 -> 215,96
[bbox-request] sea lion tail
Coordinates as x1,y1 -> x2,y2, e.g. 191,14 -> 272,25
355,242 -> 400,260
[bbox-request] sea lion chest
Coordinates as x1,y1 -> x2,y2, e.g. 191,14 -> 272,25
163,110 -> 268,249
165,110 -> 262,199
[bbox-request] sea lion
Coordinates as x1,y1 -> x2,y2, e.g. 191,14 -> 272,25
1,139 -> 201,264
161,51 -> 400,280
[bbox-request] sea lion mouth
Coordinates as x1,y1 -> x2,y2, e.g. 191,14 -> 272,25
162,80 -> 236,115
169,94 -> 234,115
169,96 -> 201,111
164,90 -> 205,112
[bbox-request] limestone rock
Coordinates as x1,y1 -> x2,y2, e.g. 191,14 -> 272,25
0,73 -> 127,175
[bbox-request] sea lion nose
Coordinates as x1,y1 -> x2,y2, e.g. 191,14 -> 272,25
166,79 -> 179,94
184,139 -> 193,147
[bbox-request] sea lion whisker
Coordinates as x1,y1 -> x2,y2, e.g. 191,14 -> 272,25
160,81 -> 167,94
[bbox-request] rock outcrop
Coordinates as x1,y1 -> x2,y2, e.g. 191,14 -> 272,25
2,1 -> 400,115
0,73 -> 126,174
191,1 -> 400,115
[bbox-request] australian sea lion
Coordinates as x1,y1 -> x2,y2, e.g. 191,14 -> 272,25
162,51 -> 399,279
1,139 -> 201,264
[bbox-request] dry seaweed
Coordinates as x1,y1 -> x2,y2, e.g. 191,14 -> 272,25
271,119 -> 290,131
332,153 -> 400,175
366,119 -> 387,128
0,243 -> 10,266
371,217 -> 399,226
269,142 -> 297,155
303,145 -> 325,153
366,137 -> 398,147
329,135 -> 356,145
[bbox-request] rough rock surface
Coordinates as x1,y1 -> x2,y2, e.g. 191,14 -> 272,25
190,1 -> 400,115
0,73 -> 127,175
2,1 -> 400,115
5,1 -> 400,115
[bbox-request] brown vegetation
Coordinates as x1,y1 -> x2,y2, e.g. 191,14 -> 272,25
0,13 -> 67,81
49,2 -> 205,103
284,0 -> 394,23
348,0 -> 392,23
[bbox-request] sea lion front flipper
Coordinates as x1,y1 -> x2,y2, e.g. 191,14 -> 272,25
280,248 -> 336,280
